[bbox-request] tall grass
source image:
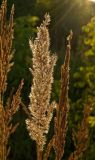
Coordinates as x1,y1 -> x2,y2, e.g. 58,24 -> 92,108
25,14 -> 91,160
25,13 -> 57,160
68,105 -> 92,160
0,1 -> 91,160
43,31 -> 72,160
0,1 -> 23,160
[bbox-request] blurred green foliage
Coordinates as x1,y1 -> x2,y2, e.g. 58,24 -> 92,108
73,17 -> 95,101
72,16 -> 95,160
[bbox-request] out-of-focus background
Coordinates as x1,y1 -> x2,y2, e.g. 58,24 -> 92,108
1,0 -> 95,159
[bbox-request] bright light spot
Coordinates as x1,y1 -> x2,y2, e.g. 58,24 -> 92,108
89,0 -> 95,2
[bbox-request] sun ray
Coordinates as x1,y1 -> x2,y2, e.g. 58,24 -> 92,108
50,0 -> 79,30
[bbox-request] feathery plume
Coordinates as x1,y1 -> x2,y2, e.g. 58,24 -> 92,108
26,13 -> 57,155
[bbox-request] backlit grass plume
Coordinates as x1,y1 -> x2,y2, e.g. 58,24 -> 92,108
26,13 -> 57,155
0,1 -> 23,160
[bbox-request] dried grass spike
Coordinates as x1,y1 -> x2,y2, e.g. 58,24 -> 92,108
26,14 -> 57,159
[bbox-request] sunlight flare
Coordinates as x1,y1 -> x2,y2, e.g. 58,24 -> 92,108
89,0 -> 95,2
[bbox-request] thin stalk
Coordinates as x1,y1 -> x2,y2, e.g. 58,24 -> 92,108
37,145 -> 42,160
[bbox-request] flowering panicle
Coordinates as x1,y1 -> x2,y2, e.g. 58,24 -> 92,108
68,105 -> 92,160
26,13 -> 57,151
0,1 -> 23,160
43,31 -> 73,160
0,0 -> 14,94
53,32 -> 72,160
